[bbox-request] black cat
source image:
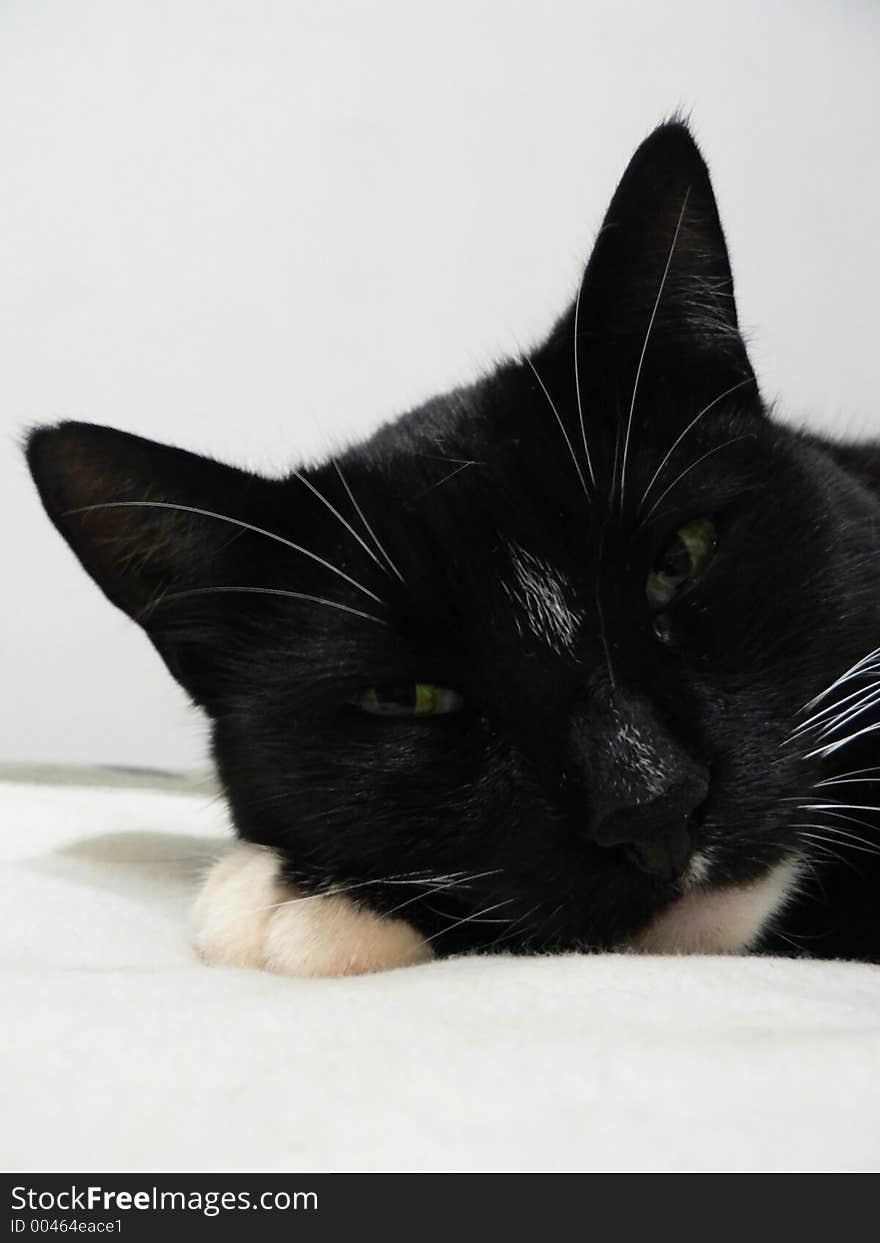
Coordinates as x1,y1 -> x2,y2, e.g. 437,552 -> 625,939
28,121 -> 880,974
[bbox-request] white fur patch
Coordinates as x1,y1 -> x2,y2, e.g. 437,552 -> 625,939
614,717 -> 669,798
193,843 -> 433,978
631,857 -> 802,955
683,848 -> 713,888
505,543 -> 581,653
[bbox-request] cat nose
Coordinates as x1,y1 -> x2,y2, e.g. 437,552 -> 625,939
589,774 -> 709,880
569,683 -> 709,881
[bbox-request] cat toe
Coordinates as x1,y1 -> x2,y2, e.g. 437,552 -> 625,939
193,843 -> 287,970
264,891 -> 433,977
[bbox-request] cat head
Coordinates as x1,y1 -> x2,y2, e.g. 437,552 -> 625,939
27,122 -> 880,956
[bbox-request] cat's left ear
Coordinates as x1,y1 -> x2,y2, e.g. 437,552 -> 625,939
548,120 -> 756,389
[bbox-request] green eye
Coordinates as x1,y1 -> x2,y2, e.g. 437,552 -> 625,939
353,683 -> 464,717
646,516 -> 716,609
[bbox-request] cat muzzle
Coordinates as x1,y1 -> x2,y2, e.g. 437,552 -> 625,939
571,685 -> 710,880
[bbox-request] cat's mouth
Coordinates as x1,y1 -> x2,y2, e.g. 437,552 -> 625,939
629,856 -> 802,955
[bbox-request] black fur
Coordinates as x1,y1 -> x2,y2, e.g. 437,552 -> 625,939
27,122 -> 880,962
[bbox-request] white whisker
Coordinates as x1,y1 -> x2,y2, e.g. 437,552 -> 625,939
70,500 -> 384,604
804,717 -> 880,760
811,807 -> 880,835
800,803 -> 880,816
787,677 -> 880,741
812,684 -> 880,741
160,585 -> 386,626
619,189 -> 691,512
610,396 -> 623,507
247,877 -> 415,917
382,870 -> 502,919
245,870 -> 480,918
333,461 -> 405,582
815,769 -> 880,787
484,902 -> 544,950
794,825 -> 880,859
638,434 -> 755,526
637,377 -> 755,514
291,467 -> 391,579
572,266 -> 597,489
525,357 -> 590,502
420,461 -> 474,494
423,898 -> 517,945
799,644 -> 880,715
796,834 -> 853,867
383,869 -> 504,918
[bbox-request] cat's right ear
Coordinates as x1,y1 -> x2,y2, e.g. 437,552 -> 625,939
26,421 -> 277,701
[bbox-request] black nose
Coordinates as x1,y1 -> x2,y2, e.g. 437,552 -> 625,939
591,775 -> 709,880
570,684 -> 709,881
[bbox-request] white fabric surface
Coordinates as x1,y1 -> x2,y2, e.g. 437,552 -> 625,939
2,778 -> 879,1173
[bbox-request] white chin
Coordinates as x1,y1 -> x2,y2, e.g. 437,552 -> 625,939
630,856 -> 802,955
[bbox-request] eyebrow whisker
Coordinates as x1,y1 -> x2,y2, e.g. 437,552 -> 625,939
525,357 -> 591,503
68,500 -> 385,604
158,585 -> 387,626
333,461 -> 405,582
637,376 -> 756,515
637,434 -> 756,527
572,264 -> 598,491
619,189 -> 691,513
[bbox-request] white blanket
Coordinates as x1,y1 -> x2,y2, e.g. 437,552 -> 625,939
3,776 -> 879,1173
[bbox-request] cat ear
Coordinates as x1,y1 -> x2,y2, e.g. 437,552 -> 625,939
27,421 -> 277,702
549,121 -> 755,387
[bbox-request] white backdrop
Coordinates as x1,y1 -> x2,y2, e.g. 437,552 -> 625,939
2,0 -> 878,769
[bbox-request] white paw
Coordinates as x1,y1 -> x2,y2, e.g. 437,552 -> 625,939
193,843 -> 433,978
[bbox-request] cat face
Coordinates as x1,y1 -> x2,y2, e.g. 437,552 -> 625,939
28,122 -> 880,958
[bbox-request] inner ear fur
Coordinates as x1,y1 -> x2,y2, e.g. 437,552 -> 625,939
26,420 -> 275,622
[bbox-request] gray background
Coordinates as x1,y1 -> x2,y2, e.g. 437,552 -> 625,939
3,0 -> 878,768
